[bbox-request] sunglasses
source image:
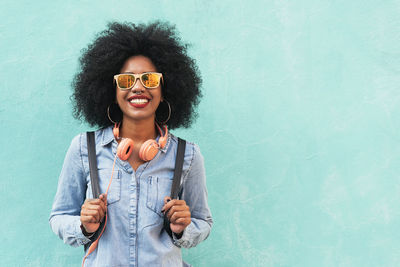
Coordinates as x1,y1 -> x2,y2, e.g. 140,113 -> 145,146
114,72 -> 163,90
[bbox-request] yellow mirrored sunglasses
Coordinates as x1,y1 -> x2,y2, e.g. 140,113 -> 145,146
114,72 -> 163,90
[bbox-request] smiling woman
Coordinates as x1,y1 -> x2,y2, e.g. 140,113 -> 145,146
49,21 -> 212,267
71,21 -> 202,130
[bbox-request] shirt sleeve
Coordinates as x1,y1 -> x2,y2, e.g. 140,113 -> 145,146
49,134 -> 91,247
172,144 -> 213,248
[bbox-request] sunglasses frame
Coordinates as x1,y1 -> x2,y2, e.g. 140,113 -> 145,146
113,72 -> 163,90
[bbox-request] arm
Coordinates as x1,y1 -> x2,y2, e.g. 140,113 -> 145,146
49,134 -> 91,247
172,144 -> 213,248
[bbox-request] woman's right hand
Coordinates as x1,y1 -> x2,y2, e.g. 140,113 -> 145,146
80,194 -> 107,234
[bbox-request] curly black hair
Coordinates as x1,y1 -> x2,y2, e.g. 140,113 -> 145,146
71,21 -> 202,129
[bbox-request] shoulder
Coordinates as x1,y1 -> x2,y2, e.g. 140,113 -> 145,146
167,134 -> 204,167
67,126 -> 112,155
67,132 -> 84,154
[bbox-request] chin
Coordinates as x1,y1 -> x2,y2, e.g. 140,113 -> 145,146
123,112 -> 156,122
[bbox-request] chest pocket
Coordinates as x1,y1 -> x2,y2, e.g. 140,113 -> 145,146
146,176 -> 173,217
87,169 -> 121,205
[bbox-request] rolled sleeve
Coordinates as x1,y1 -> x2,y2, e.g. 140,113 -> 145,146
49,134 -> 89,247
175,144 -> 213,248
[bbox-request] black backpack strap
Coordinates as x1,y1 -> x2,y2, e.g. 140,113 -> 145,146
171,138 -> 186,199
87,131 -> 100,198
164,137 -> 186,238
84,131 -> 106,250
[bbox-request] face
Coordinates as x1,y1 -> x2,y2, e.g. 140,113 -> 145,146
116,55 -> 162,123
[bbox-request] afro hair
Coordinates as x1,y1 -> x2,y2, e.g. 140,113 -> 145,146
71,21 -> 202,130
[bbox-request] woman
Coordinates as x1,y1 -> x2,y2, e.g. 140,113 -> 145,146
49,21 -> 212,267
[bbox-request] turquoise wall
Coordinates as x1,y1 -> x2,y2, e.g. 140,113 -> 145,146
2,0 -> 400,266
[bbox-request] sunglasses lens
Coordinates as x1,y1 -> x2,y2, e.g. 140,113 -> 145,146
142,73 -> 160,88
117,74 -> 135,89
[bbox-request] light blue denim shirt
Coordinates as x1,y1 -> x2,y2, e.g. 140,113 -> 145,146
49,126 -> 212,267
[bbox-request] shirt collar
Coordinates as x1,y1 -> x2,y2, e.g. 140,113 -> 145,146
100,125 -> 171,153
101,126 -> 115,146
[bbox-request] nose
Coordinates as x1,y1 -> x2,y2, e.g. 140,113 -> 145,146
131,77 -> 145,93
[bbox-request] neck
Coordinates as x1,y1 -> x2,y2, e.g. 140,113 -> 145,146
119,116 -> 157,143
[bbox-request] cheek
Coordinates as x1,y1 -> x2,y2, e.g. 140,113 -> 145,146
153,88 -> 162,101
152,93 -> 162,107
116,90 -> 125,104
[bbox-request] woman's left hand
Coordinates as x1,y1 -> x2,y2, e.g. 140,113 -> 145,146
162,196 -> 191,235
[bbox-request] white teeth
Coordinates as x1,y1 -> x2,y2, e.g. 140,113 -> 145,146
130,98 -> 149,104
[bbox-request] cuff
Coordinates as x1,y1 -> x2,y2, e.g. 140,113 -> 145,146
74,219 -> 92,246
172,222 -> 194,247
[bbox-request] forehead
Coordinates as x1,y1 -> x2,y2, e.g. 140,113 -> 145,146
120,55 -> 157,73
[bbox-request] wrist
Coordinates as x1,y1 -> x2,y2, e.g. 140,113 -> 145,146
173,231 -> 183,239
80,224 -> 95,237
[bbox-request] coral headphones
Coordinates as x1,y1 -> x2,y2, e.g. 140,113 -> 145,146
113,122 -> 168,161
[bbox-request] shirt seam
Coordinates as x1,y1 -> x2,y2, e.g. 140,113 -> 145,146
181,144 -> 196,183
79,133 -> 87,175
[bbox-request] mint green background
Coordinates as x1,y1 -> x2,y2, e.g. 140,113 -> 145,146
1,1 -> 400,266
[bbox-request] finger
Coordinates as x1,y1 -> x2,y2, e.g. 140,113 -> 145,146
164,196 -> 172,204
96,197 -> 107,214
84,198 -> 95,204
162,199 -> 188,213
100,194 -> 108,211
99,193 -> 108,204
161,198 -> 176,213
80,215 -> 100,223
81,209 -> 101,222
84,197 -> 107,213
86,195 -> 107,205
82,208 -> 105,222
174,217 -> 191,225
165,205 -> 188,216
169,199 -> 187,207
85,205 -> 105,220
84,198 -> 104,206
84,202 -> 106,216
164,203 -> 189,217
169,211 -> 191,223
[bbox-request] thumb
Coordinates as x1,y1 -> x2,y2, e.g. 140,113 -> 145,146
100,193 -> 108,203
164,196 -> 171,204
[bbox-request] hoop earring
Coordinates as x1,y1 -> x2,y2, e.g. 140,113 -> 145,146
107,103 -> 122,124
156,100 -> 171,125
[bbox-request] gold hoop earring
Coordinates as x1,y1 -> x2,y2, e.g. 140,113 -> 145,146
156,100 -> 171,125
107,103 -> 122,124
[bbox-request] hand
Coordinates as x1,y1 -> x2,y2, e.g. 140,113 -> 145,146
161,196 -> 191,235
80,194 -> 107,234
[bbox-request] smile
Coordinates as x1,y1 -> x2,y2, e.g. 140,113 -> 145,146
130,98 -> 149,104
127,95 -> 151,108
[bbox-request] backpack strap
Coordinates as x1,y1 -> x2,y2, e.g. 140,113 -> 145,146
171,138 -> 186,199
164,137 -> 186,238
84,131 -> 106,250
87,131 -> 100,198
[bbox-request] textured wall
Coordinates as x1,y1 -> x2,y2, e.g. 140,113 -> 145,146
1,0 -> 400,266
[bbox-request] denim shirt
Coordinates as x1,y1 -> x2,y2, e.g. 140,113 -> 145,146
49,126 -> 212,267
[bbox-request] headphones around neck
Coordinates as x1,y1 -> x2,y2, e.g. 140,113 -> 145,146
113,123 -> 168,161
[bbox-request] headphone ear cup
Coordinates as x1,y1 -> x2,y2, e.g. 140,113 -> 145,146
139,140 -> 159,161
158,135 -> 167,149
117,138 -> 134,161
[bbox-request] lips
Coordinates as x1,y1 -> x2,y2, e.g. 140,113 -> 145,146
127,95 -> 150,108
